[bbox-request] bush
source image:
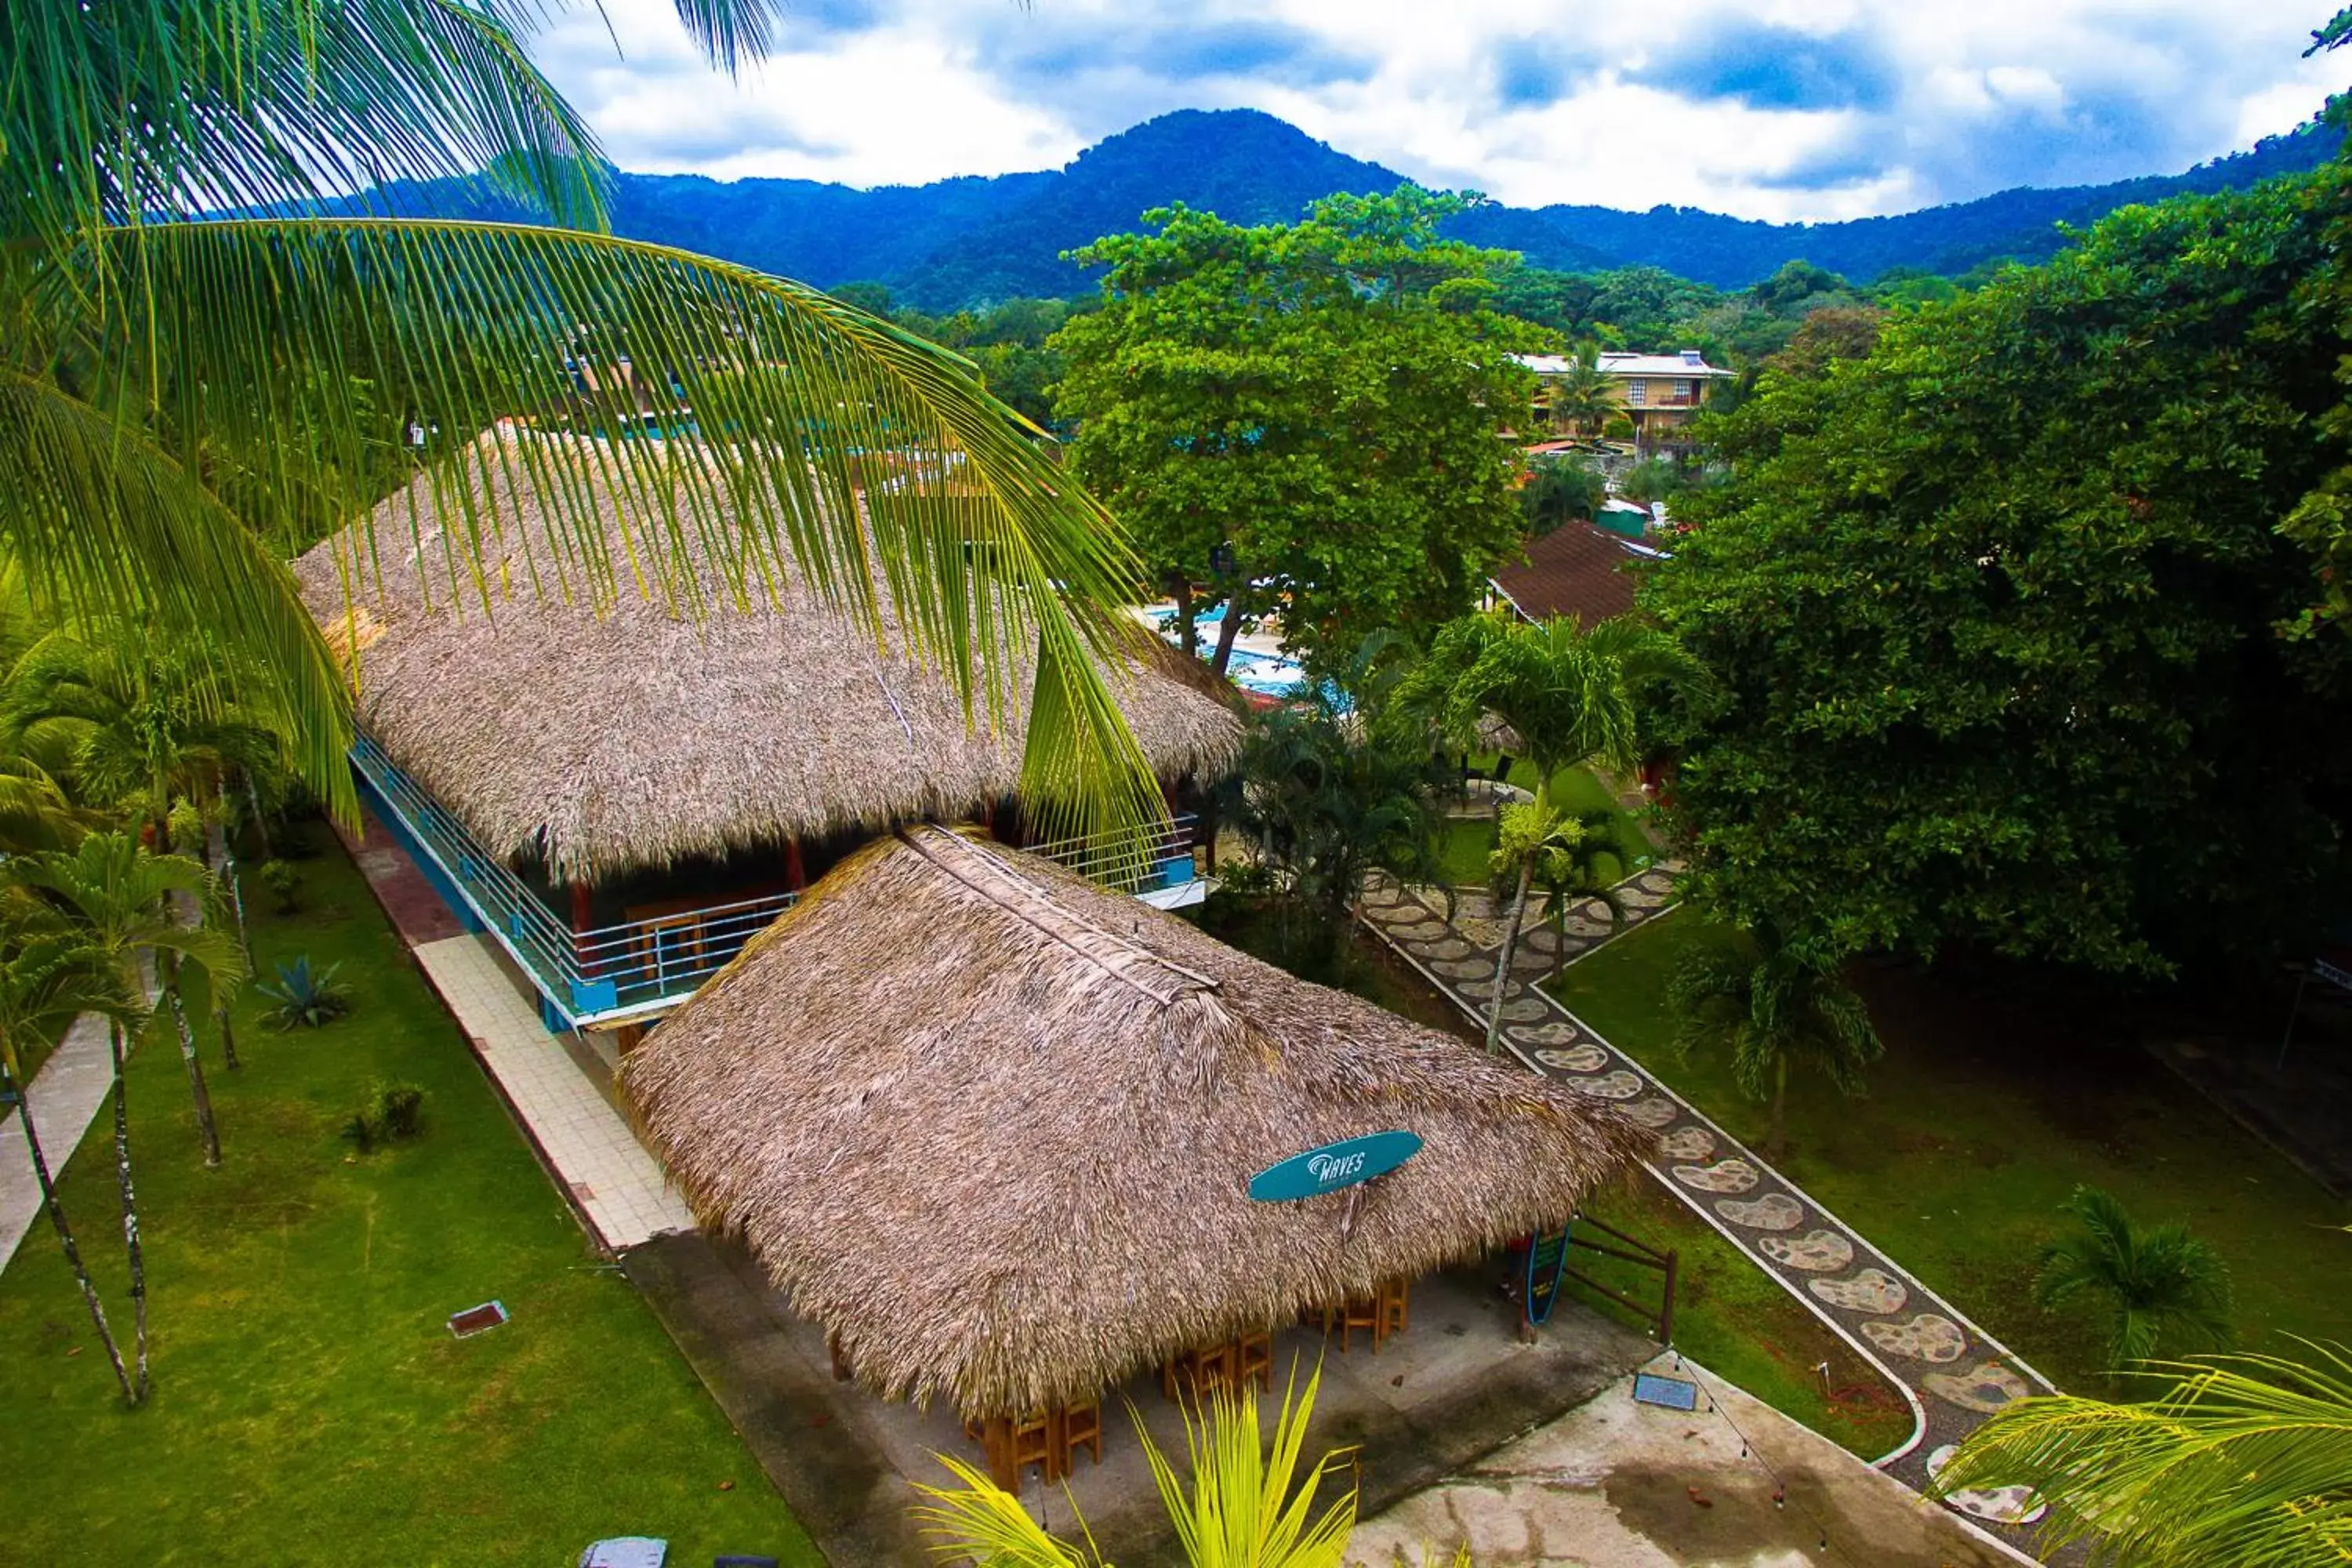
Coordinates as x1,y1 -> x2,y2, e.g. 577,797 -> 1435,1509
258,858 -> 301,913
258,955 -> 350,1029
342,1080 -> 426,1152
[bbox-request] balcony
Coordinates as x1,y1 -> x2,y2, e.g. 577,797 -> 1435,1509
353,735 -> 1213,1030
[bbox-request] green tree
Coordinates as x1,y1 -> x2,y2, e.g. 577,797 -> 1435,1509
1542,350 -> 1619,437
1519,459 -> 1604,535
0,921 -> 137,1402
2034,1186 -> 2234,1372
1930,1342 -> 2352,1566
1394,611 -> 1686,1051
1650,173 -> 2352,973
4,0 -> 1166,857
2,834 -> 246,1400
913,1370 -> 1357,1567
1054,187 -> 1538,674
1523,807 -> 1630,980
1668,932 -> 1882,1161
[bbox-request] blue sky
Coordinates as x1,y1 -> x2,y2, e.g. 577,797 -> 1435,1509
532,1 -> 2350,221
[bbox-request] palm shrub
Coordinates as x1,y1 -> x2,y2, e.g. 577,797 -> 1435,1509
913,1367 -> 1356,1567
1668,931 -> 1882,1161
343,1080 -> 425,1152
5,0 -> 1167,862
1930,1341 -> 2352,1566
2034,1186 -> 2233,1373
257,956 -> 350,1030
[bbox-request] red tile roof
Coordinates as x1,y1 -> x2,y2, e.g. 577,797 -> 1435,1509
1490,520 -> 1657,627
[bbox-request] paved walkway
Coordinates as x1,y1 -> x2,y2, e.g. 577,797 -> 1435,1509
1357,869 -> 2057,1549
0,1011 -> 119,1272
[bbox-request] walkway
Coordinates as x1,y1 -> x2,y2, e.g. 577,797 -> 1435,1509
0,1011 -> 118,1271
336,807 -> 693,1254
1357,870 -> 2056,1551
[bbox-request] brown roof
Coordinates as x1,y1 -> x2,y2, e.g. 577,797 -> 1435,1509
620,825 -> 1651,1418
1491,520 -> 1653,627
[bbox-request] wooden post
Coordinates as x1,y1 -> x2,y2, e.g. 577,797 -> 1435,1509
784,837 -> 807,893
1659,1249 -> 1679,1345
570,882 -> 597,977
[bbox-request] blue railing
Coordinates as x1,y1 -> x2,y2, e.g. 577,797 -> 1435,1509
353,735 -> 797,1027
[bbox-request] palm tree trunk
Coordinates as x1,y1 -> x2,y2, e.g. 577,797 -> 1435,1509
214,1005 -> 240,1072
245,775 -> 275,861
106,1020 -> 151,1403
9,1074 -> 135,1403
1172,575 -> 1196,659
161,957 -> 221,1168
1485,860 -> 1535,1056
1769,1056 -> 1788,1163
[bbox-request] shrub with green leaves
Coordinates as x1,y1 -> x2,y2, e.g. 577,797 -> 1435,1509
342,1080 -> 425,1152
257,858 -> 301,913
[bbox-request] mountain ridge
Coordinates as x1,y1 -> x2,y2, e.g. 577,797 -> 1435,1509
329,107 -> 2343,310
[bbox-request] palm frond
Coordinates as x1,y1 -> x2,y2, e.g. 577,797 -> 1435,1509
909,1453 -> 1090,1566
2035,1187 -> 2234,1372
45,216 -> 1162,846
1932,1342 -> 2352,1566
0,372 -> 354,817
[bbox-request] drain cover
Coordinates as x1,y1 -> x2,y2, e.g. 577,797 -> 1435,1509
448,1300 -> 509,1338
1632,1372 -> 1700,1411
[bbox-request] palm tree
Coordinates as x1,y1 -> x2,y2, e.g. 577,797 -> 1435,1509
1521,806 -> 1628,980
2034,1186 -> 2234,1373
1929,1341 -> 2352,1566
0,918 -> 138,1402
1393,612 -> 1689,1053
913,1368 -> 1356,1567
1,833 -> 246,1401
1668,932 -> 1882,1161
4,0 -> 1163,858
1546,350 -> 1619,437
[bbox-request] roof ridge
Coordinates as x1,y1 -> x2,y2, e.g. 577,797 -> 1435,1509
896,826 -> 1219,1007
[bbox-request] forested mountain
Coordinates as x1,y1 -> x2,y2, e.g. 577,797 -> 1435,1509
326,107 -> 2340,310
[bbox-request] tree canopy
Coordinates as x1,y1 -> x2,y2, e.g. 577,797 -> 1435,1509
1647,171 -> 2352,975
1053,187 -> 1538,673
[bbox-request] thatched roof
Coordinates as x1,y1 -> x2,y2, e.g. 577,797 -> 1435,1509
293,430 -> 1244,883
620,825 -> 1652,1418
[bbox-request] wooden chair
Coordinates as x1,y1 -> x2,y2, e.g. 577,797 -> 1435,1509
1377,1279 -> 1410,1342
1234,1330 -> 1272,1393
1058,1396 -> 1103,1472
1008,1409 -> 1059,1486
1339,1295 -> 1381,1355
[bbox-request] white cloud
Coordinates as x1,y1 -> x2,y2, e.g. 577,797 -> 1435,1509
524,0 -> 2351,219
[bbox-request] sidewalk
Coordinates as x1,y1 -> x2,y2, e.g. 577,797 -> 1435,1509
0,1011 -> 118,1272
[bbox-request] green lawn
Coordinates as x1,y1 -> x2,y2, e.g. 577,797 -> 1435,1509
1550,913 -> 2352,1392
0,829 -> 819,1567
1430,760 -> 1656,889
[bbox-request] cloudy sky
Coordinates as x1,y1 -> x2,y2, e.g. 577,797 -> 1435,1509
530,1 -> 2349,221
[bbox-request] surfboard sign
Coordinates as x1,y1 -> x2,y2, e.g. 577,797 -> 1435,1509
1524,1223 -> 1572,1327
1247,1131 -> 1422,1203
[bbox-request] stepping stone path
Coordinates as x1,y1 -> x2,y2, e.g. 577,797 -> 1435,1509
1356,866 -> 2060,1559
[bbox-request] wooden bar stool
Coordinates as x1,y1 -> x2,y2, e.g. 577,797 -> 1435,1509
1377,1279 -> 1410,1342
1234,1330 -> 1272,1393
1339,1295 -> 1381,1354
1008,1408 -> 1060,1486
1058,1396 -> 1103,1472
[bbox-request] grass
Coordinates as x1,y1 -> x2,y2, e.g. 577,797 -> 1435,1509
1549,913 -> 2352,1392
0,827 -> 820,1567
1429,760 -> 1656,890
1200,886 -> 1916,1459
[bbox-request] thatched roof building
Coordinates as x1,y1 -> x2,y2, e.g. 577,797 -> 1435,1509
293,430 -> 1244,883
621,825 -> 1651,1418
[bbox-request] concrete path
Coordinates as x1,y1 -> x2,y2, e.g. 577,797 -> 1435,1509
1357,869 -> 2056,1548
0,1011 -> 118,1272
1347,1352 -> 2019,1568
412,935 -> 695,1252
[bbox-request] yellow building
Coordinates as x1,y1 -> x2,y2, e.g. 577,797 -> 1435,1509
1515,349 -> 1731,446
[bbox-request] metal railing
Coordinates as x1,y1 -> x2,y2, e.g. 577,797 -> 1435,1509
1026,814 -> 1203,895
353,735 -> 797,1026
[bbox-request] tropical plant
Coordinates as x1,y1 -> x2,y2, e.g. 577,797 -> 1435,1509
1515,806 -> 1628,980
2034,1186 -> 2234,1373
1668,931 -> 1883,1161
343,1079 -> 424,1151
257,859 -> 303,915
1519,459 -> 1604,535
1392,611 -> 1690,1052
4,0 -> 1165,859
0,919 -> 138,1402
1543,349 -> 1621,437
258,956 -> 350,1031
1929,1341 -> 2352,1566
0,833 -> 246,1400
913,1367 -> 1356,1567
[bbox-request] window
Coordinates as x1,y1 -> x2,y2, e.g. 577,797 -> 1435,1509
1672,379 -> 1693,401
1625,379 -> 1646,407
